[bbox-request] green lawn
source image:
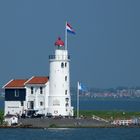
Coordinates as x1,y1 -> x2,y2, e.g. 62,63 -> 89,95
75,110 -> 140,120
0,110 -> 140,124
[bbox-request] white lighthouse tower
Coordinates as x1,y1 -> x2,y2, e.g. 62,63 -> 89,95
48,37 -> 73,116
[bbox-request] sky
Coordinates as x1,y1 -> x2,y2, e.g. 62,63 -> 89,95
0,0 -> 140,88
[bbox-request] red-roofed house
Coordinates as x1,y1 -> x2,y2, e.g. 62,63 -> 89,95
3,76 -> 49,116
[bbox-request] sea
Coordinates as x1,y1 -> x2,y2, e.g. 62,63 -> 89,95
0,128 -> 140,140
1,97 -> 140,139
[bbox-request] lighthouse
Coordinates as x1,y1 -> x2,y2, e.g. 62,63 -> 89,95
3,23 -> 75,118
48,37 -> 73,116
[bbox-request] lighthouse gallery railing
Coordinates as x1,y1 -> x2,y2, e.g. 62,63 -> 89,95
49,55 -> 70,60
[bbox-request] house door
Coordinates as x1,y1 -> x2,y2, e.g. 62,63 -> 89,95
28,101 -> 34,109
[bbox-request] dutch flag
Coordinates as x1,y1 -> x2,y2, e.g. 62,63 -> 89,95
66,23 -> 76,34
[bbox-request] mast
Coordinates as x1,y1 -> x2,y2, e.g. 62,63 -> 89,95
77,81 -> 79,119
65,21 -> 67,50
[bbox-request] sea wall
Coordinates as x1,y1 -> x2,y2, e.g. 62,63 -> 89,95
19,118 -> 110,128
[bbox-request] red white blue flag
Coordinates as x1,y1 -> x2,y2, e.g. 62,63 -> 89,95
66,23 -> 76,34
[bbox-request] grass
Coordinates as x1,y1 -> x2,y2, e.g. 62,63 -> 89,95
0,110 -> 4,125
0,109 -> 140,124
74,110 -> 140,120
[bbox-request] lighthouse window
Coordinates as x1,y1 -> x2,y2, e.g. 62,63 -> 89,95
31,87 -> 34,94
65,76 -> 67,81
65,90 -> 67,95
61,62 -> 64,68
65,103 -> 69,107
65,63 -> 67,67
65,98 -> 69,102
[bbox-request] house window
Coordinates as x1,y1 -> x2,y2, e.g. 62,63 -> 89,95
40,101 -> 43,106
15,90 -> 19,97
65,76 -> 67,81
40,87 -> 43,94
31,87 -> 34,94
21,101 -> 24,106
61,62 -> 64,68
65,90 -> 67,95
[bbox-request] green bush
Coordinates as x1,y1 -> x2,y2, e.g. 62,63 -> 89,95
0,110 -> 4,125
49,124 -> 58,128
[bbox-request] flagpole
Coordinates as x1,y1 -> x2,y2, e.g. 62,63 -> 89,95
65,21 -> 67,50
77,81 -> 79,119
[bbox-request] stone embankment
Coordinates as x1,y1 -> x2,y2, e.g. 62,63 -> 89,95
18,118 -> 111,128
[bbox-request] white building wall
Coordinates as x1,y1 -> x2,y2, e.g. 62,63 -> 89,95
25,82 -> 49,115
44,82 -> 49,113
5,101 -> 24,116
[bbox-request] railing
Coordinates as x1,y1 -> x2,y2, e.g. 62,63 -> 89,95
49,55 -> 70,60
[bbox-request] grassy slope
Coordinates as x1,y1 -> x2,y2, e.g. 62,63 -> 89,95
0,110 -> 140,122
75,110 -> 140,120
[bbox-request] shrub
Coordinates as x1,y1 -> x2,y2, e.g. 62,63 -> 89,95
49,124 -> 58,128
0,110 -> 4,125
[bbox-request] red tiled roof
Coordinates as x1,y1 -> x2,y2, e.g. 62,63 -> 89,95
26,76 -> 49,84
3,76 -> 49,88
5,79 -> 28,88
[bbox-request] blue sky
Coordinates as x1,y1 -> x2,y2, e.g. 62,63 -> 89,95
0,0 -> 140,88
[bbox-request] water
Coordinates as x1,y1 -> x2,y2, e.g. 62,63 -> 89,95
1,97 -> 140,111
72,98 -> 140,112
0,128 -> 140,140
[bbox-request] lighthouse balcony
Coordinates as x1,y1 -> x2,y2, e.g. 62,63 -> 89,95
49,55 -> 70,61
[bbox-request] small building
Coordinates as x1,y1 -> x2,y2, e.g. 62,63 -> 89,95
4,115 -> 18,126
3,76 -> 49,116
